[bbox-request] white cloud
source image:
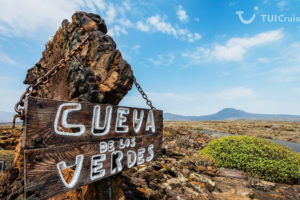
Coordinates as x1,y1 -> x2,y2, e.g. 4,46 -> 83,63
132,44 -> 140,50
93,0 -> 106,11
252,39 -> 300,83
0,0 -> 107,36
0,0 -> 141,38
118,18 -> 133,28
0,52 -> 17,65
0,0 -> 143,38
135,15 -> 201,42
148,54 -> 175,66
212,30 -> 283,61
105,2 -> 140,37
176,5 -> 188,23
277,0 -> 290,10
258,57 -> 271,63
0,25 -> 9,36
136,21 -> 150,32
216,87 -> 255,100
147,15 -> 177,36
286,42 -> 300,64
182,29 -> 283,63
0,0 -> 200,40
108,25 -> 128,37
131,44 -> 140,54
122,2 -> 131,11
178,29 -> 188,35
106,3 -> 116,24
187,33 -> 202,42
275,65 -> 300,74
84,0 -> 106,13
271,65 -> 300,82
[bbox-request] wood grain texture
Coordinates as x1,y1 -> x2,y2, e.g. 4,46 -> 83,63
22,96 -> 163,199
23,96 -> 163,149
24,135 -> 162,199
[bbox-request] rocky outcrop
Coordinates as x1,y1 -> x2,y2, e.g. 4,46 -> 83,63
24,11 -> 133,105
121,126 -> 300,200
14,11 -> 134,200
0,127 -> 21,150
0,126 -> 23,200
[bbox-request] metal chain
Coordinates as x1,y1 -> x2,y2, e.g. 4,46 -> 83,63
133,77 -> 156,110
12,33 -> 93,128
12,32 -> 156,127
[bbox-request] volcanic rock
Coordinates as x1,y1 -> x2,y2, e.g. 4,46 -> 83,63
12,11 -> 133,200
24,12 -> 133,105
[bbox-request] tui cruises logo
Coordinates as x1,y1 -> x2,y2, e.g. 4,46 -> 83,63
236,6 -> 259,24
236,6 -> 300,24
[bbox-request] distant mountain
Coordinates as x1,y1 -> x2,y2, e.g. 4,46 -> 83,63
164,108 -> 300,121
2,108 -> 300,123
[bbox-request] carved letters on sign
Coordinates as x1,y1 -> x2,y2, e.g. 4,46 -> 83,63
53,103 -> 155,136
54,103 -> 86,136
23,96 -> 163,200
57,154 -> 84,189
54,138 -> 154,188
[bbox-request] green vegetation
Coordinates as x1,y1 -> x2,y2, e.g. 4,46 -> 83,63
194,126 -> 203,131
200,136 -> 300,184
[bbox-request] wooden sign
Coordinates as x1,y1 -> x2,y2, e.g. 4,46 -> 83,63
22,96 -> 163,199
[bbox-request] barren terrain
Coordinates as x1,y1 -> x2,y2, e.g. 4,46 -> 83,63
122,121 -> 300,200
165,120 -> 300,143
0,121 -> 299,200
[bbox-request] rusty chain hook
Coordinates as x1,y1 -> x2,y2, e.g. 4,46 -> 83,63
12,32 -> 156,128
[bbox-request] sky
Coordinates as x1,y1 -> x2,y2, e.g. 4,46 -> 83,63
0,0 -> 300,116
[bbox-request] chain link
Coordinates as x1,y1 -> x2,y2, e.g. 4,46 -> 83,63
12,32 -> 156,128
133,77 -> 156,110
12,33 -> 93,128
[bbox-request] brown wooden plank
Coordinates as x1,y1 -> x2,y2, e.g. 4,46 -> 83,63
23,96 -> 163,149
24,134 -> 162,200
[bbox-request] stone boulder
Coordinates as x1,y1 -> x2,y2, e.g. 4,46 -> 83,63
24,11 -> 133,105
17,11 -> 134,200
